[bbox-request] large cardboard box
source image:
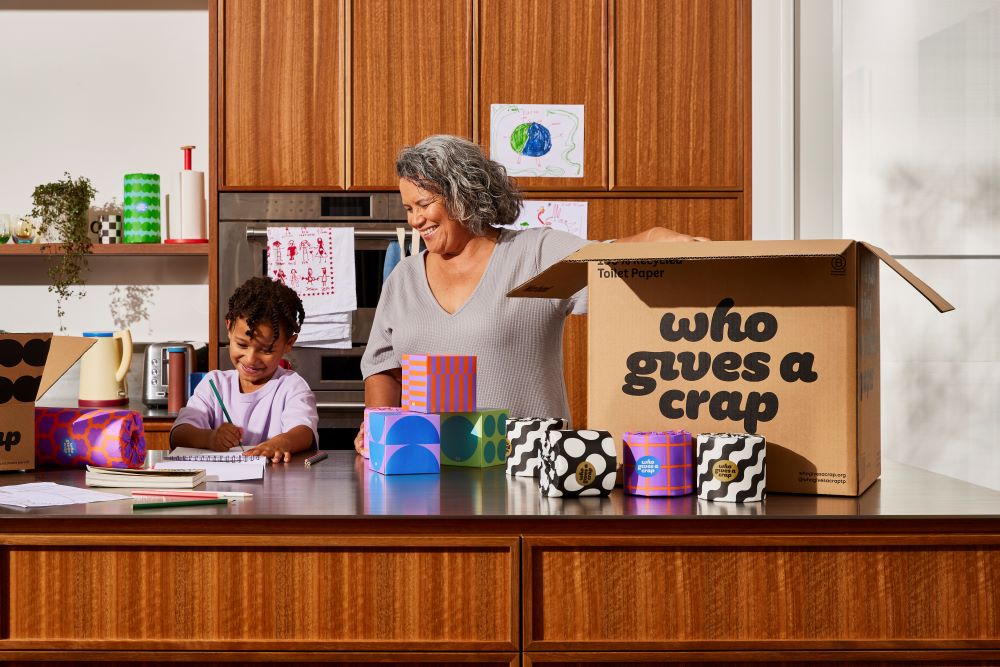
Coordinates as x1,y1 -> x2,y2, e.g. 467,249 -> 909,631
0,334 -> 95,471
510,240 -> 953,496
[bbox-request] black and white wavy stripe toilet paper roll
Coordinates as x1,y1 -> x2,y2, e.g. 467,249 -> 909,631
696,433 -> 766,502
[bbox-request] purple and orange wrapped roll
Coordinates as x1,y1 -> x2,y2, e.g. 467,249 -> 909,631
34,407 -> 146,469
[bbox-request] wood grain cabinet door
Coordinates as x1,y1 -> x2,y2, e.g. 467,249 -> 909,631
614,0 -> 748,191
221,0 -> 344,189
349,0 -> 473,190
479,0 -> 608,191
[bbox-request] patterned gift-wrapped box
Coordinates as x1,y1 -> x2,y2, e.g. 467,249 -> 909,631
366,410 -> 441,475
623,429 -> 693,496
439,408 -> 508,467
401,354 -> 476,413
540,429 -> 617,497
505,416 -> 564,477
363,407 -> 404,460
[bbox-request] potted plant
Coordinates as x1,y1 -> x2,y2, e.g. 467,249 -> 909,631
30,173 -> 97,329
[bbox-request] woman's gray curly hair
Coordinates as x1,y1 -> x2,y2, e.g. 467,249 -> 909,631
396,135 -> 523,236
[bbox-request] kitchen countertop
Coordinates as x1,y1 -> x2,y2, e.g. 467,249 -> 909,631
1,452 -> 998,520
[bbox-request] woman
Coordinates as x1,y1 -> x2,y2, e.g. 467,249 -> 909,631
356,135 -> 706,453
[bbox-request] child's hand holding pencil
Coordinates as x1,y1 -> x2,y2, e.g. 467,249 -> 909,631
207,423 -> 244,452
208,378 -> 245,452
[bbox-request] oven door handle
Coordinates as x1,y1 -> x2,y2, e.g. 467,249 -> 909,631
315,401 -> 368,410
246,228 -> 407,240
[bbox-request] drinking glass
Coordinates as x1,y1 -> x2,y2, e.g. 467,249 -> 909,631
0,214 -> 11,244
12,217 -> 35,244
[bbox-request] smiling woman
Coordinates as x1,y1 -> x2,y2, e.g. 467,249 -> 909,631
354,135 -> 707,454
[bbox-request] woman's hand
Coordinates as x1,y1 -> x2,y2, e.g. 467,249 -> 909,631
354,422 -> 366,456
618,227 -> 710,243
207,423 -> 243,451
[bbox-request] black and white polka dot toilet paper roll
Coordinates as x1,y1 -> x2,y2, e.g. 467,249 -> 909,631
540,429 -> 617,497
696,433 -> 766,502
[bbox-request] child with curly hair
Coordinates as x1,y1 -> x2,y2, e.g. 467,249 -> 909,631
170,277 -> 318,462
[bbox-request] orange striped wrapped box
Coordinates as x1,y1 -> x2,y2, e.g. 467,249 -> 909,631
401,354 -> 477,414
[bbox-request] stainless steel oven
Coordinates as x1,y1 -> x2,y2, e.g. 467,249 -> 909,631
218,192 -> 408,432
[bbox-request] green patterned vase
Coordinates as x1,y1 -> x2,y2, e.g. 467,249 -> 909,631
123,173 -> 161,243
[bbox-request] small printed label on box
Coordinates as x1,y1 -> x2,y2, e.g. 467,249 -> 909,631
575,461 -> 597,486
712,459 -> 739,482
636,455 -> 659,477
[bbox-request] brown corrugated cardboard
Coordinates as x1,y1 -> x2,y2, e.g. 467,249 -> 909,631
0,334 -> 95,471
509,240 -> 953,496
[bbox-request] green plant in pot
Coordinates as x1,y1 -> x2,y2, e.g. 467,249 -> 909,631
31,173 -> 97,330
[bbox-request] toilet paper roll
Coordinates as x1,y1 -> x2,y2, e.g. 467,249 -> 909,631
34,407 -> 146,469
123,173 -> 161,243
696,432 -> 766,503
179,170 -> 207,240
623,429 -> 693,496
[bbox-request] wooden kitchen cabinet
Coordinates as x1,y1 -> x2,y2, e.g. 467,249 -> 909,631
349,0 -> 472,190
614,0 -> 748,193
561,195 -> 743,427
221,0 -> 344,189
479,0 -> 608,191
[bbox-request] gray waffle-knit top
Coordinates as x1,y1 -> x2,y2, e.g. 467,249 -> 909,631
361,227 -> 588,425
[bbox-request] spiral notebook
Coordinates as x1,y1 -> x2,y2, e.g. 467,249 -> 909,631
156,447 -> 268,482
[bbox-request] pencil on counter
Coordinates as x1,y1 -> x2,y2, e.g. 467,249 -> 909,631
304,451 -> 328,466
131,489 -> 252,499
132,498 -> 230,510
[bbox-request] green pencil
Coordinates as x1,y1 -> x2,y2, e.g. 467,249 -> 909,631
132,498 -> 230,510
208,378 -> 244,451
208,378 -> 234,423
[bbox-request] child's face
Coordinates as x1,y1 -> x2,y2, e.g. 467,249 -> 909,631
226,316 -> 296,390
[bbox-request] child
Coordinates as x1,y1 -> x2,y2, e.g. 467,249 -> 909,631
170,277 -> 319,463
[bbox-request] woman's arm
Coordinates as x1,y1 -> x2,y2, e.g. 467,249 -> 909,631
354,369 -> 403,454
365,368 -> 403,407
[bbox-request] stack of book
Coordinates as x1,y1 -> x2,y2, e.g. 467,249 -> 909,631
85,465 -> 206,489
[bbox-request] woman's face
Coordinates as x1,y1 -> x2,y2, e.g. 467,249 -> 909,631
399,178 -> 473,256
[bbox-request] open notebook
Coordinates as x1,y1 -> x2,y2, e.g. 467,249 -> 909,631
155,446 -> 268,482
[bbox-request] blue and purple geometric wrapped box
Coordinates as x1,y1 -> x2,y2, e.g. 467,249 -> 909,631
366,410 -> 441,475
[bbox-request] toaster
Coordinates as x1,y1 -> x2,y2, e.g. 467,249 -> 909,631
142,342 -> 200,407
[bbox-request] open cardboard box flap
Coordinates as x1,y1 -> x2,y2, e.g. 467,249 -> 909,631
508,239 -> 954,313
36,335 -> 95,399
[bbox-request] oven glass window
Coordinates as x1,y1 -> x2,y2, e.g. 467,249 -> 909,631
321,356 -> 363,381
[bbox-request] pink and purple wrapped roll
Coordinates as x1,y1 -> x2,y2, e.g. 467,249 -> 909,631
623,429 -> 693,496
34,407 -> 146,469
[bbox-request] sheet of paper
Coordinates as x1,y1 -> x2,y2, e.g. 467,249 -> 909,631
490,104 -> 585,177
0,482 -> 126,508
498,200 -> 588,238
155,459 -> 265,482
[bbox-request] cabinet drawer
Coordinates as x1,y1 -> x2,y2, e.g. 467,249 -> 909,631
4,536 -> 518,651
524,536 -> 1000,650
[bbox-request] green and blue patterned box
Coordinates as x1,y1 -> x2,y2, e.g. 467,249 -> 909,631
439,408 -> 509,467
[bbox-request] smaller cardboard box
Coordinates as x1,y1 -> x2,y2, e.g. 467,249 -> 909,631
0,334 -> 95,471
510,240 -> 954,496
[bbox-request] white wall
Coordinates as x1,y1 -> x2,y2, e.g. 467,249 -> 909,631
0,1 -> 209,401
756,0 -> 1000,490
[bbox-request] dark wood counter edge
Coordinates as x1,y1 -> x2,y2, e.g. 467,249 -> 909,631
0,516 -> 997,537
520,649 -> 1000,663
0,650 -> 518,664
0,639 -> 997,652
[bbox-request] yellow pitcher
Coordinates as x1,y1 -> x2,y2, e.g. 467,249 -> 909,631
78,329 -> 132,407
